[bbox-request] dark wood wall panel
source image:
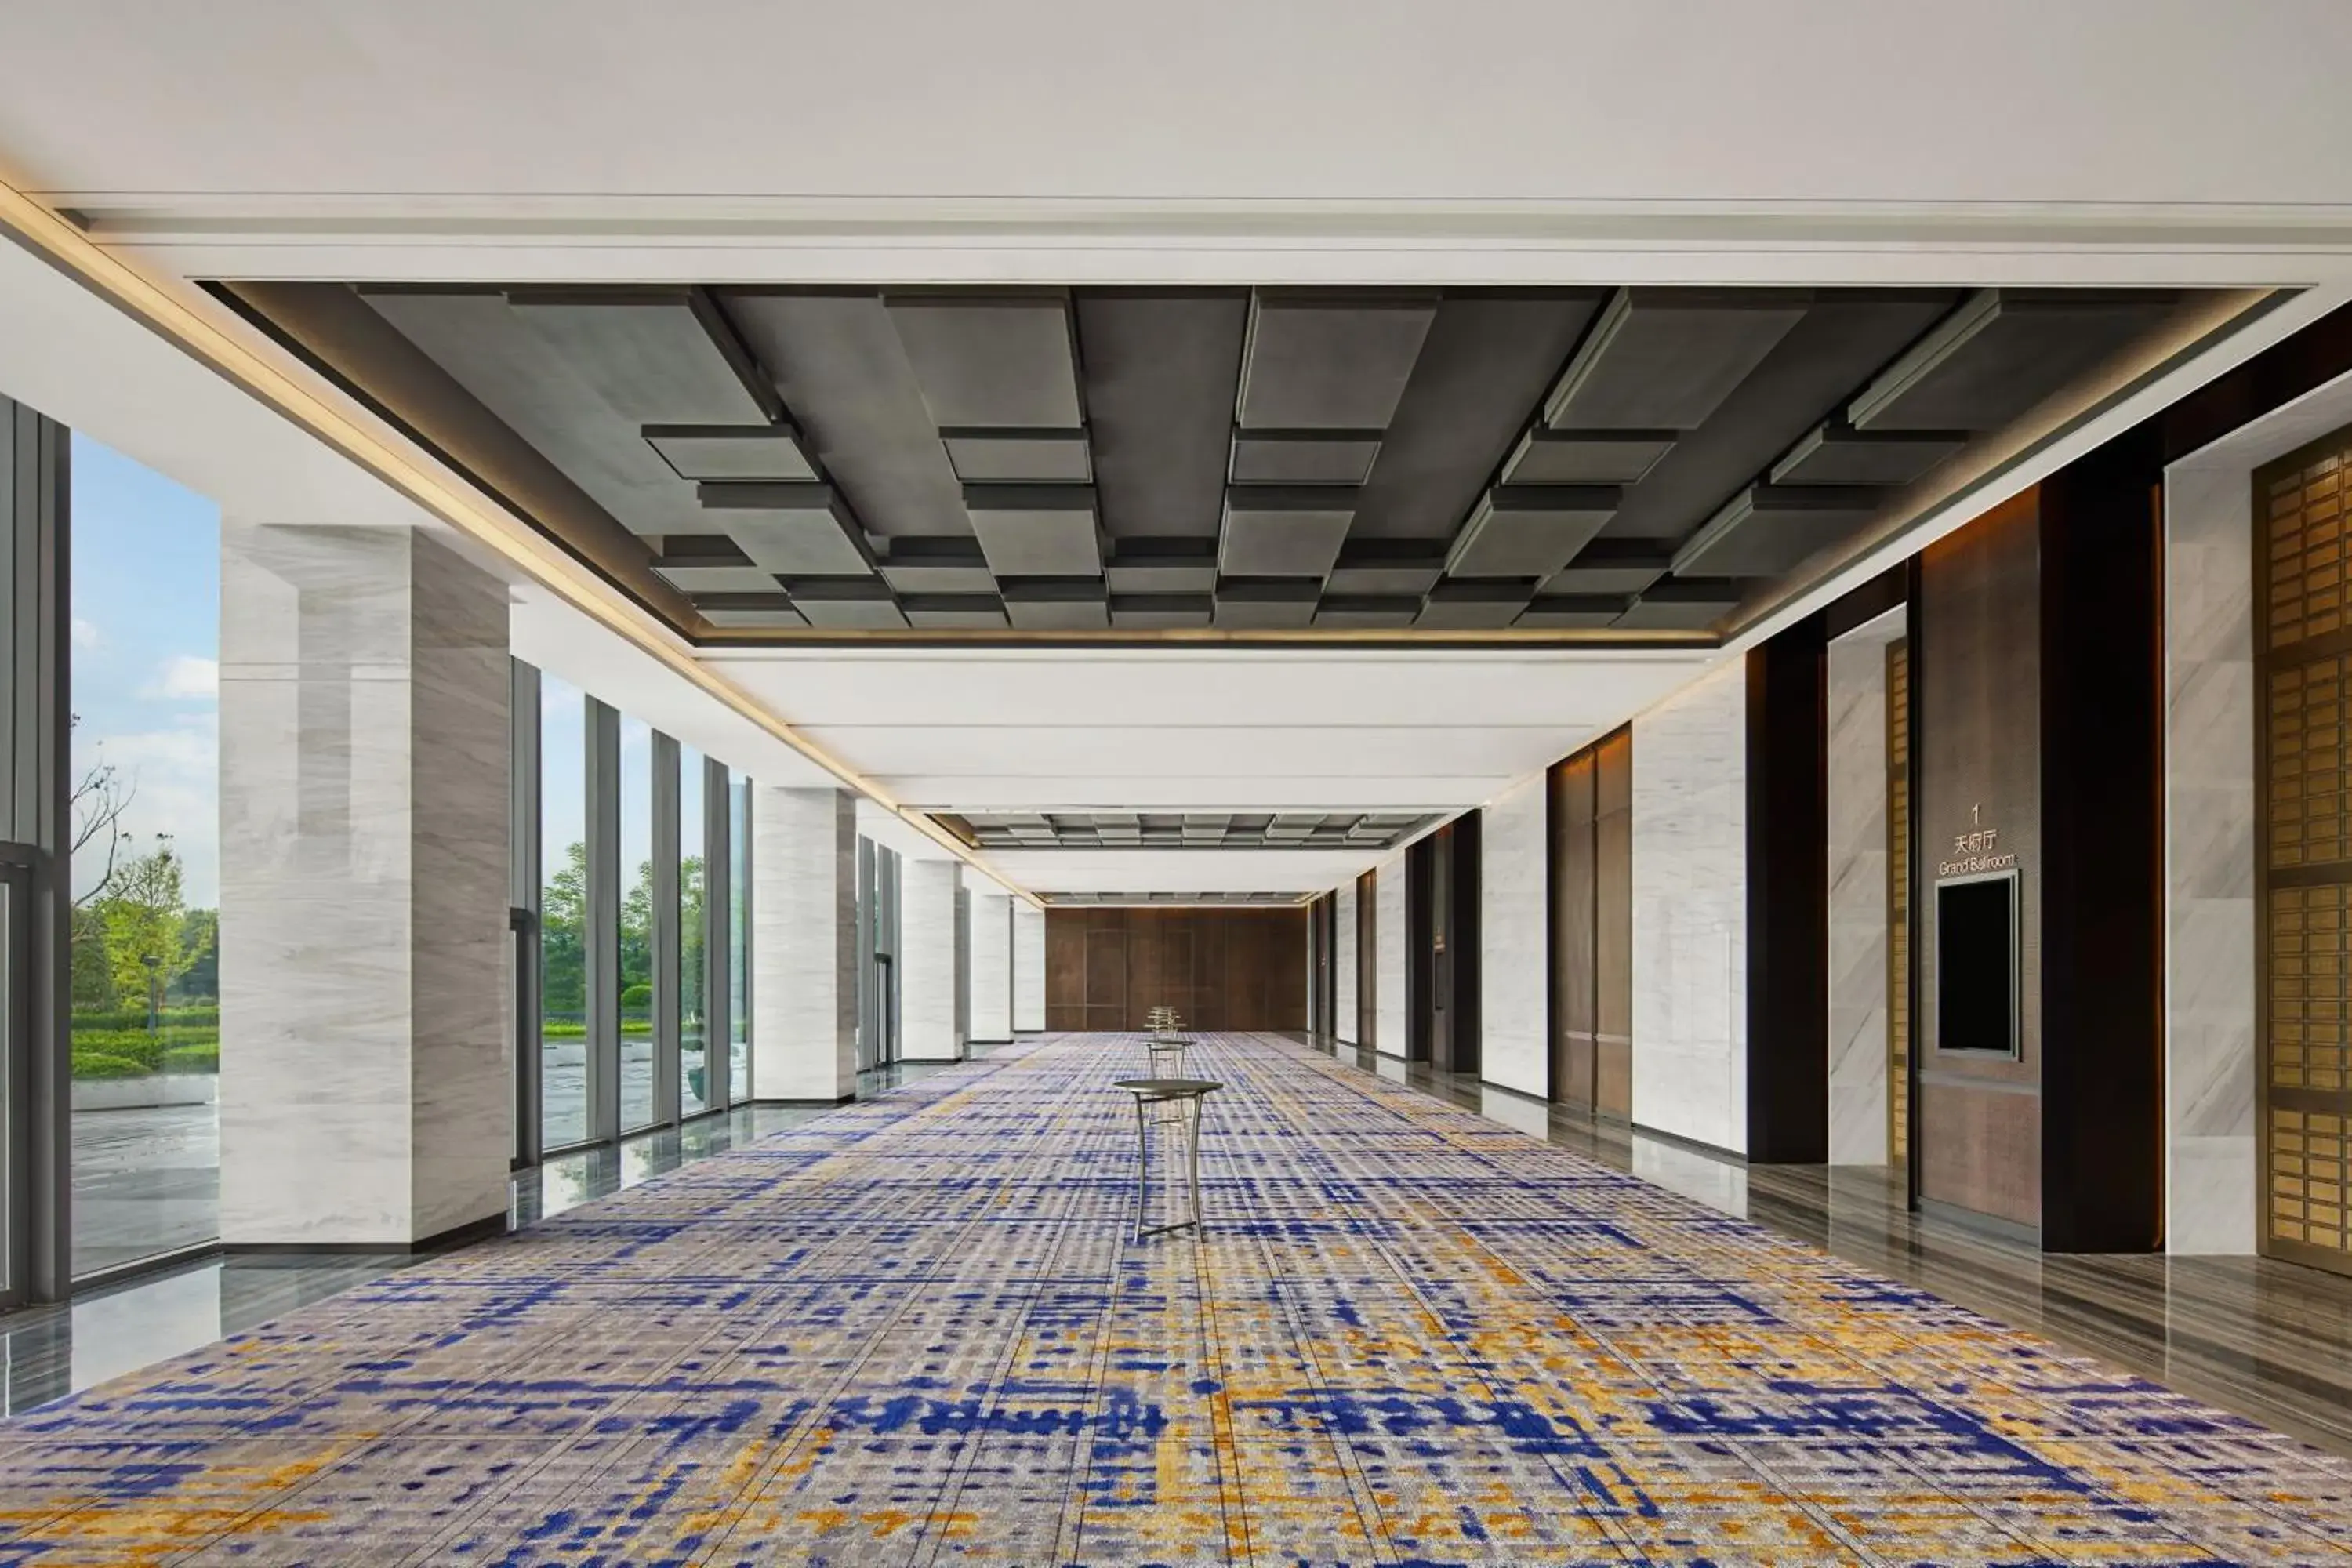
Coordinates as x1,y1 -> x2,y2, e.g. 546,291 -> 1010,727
1356,871 -> 1377,1049
1917,488 -> 2044,1231
1746,613 -> 1831,1163
1042,908 -> 1308,1032
1549,752 -> 1598,1109
1595,730 -> 1634,1119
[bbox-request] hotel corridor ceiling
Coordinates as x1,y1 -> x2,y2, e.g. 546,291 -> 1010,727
226,281 -> 2219,641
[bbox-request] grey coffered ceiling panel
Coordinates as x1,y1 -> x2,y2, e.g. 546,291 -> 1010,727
1769,420 -> 1966,487
1544,289 -> 1806,431
1542,539 -> 1671,596
643,423 -> 818,483
1076,291 -> 1248,539
721,291 -> 972,539
1104,537 -> 1220,594
1848,289 -> 2180,434
1236,294 -> 1437,430
1001,577 -> 1110,630
697,482 -> 875,576
1517,594 -> 1630,628
1324,538 -> 1449,596
1229,430 -> 1382,485
1313,594 -> 1422,628
884,294 -> 1083,429
1348,292 -> 1604,542
361,287 -> 713,537
1418,578 -> 1537,629
652,558 -> 782,594
901,593 -> 1010,629
695,593 -> 806,629
941,427 -> 1093,483
964,811 -> 1436,851
787,576 -> 907,630
1213,578 -> 1319,629
964,486 -> 1102,577
1600,290 -> 1960,541
1109,593 -> 1214,629
1219,487 -> 1356,578
876,535 -> 996,594
283,281 -> 2220,644
1616,578 -> 1748,630
1503,428 -> 1677,486
1672,485 -> 1883,579
1446,486 -> 1620,578
506,288 -> 780,426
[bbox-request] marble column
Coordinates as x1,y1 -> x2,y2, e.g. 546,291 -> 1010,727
219,523 -> 510,1247
1479,776 -> 1548,1097
750,786 -> 858,1101
1825,618 -> 1900,1165
968,889 -> 1013,1043
1334,882 -> 1359,1044
899,858 -> 964,1061
1376,856 -> 1407,1054
1012,904 -> 1045,1033
1630,659 -> 1748,1156
2164,462 -> 2259,1253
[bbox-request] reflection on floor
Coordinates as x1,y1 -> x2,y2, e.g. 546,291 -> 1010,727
1301,1035 -> 2352,1459
4,1033 -> 2350,1565
3,1057 -> 968,1419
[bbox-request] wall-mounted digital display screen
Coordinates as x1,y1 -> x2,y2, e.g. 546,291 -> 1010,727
1936,873 -> 2019,1057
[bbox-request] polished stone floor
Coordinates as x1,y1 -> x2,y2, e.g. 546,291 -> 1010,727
5,1032 -> 2350,1565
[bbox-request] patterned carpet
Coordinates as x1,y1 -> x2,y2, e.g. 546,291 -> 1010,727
2,1032 -> 2350,1566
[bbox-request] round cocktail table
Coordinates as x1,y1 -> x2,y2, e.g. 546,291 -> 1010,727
1112,1077 -> 1221,1240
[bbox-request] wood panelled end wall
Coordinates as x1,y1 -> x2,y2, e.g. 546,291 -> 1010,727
1044,907 -> 1309,1033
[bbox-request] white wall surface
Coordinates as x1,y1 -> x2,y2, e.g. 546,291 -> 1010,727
1479,782 -> 1548,1097
1013,905 -> 1045,1033
1334,882 -> 1359,1044
1376,855 -> 1408,1055
1630,662 -> 1748,1154
967,891 -> 1013,1043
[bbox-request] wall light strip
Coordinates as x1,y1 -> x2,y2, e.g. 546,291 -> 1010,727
0,175 -> 1042,909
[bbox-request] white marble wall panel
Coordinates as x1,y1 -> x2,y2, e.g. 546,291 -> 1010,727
1480,780 -> 1548,1097
751,786 -> 858,1101
1826,626 -> 1895,1166
1376,855 -> 1408,1054
2165,462 -> 2259,1254
1630,661 -> 1749,1155
899,859 -> 964,1061
968,891 -> 1013,1042
219,524 -> 510,1247
1334,883 -> 1359,1043
1013,904 -> 1045,1033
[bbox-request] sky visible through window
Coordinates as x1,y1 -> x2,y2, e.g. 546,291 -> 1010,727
69,434 -> 221,907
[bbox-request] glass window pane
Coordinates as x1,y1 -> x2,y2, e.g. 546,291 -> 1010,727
619,716 -> 655,1132
730,776 -> 750,1102
680,749 -> 706,1116
539,677 -> 588,1150
68,434 -> 223,1276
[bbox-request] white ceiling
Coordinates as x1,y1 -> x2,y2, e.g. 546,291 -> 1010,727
706,646 -> 1711,811
8,2 -> 2352,285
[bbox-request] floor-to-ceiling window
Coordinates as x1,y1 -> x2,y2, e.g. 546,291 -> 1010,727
680,746 -> 707,1117
540,676 -> 590,1150
66,435 -> 222,1278
619,717 -> 655,1132
730,775 -> 751,1102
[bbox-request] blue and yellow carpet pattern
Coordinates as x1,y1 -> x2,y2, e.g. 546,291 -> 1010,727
2,1032 -> 2350,1564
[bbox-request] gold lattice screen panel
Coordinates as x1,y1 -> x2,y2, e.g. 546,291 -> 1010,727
1887,637 -> 1911,1165
2259,431 -> 2352,1273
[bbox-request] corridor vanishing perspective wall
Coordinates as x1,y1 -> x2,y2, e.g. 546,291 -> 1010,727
1044,907 -> 1307,1032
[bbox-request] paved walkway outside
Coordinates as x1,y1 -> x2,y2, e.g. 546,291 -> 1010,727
7,1032 -> 2352,1564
